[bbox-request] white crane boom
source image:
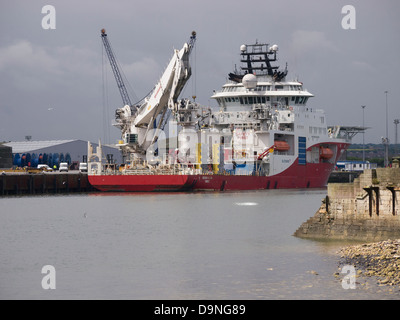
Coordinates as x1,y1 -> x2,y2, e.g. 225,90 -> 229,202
133,31 -> 196,127
112,31 -> 197,157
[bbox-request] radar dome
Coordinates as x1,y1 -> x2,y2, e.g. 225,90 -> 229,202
270,44 -> 279,52
242,74 -> 257,89
240,44 -> 246,52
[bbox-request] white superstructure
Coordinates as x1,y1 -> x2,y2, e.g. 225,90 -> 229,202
105,35 -> 352,180
172,42 -> 346,176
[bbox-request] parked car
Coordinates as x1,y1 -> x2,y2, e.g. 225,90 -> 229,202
37,164 -> 53,172
79,162 -> 88,173
59,162 -> 69,172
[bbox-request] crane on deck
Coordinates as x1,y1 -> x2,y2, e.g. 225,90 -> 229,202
109,31 -> 197,159
101,28 -> 135,110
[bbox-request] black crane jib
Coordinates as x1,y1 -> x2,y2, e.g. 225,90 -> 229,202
101,28 -> 134,108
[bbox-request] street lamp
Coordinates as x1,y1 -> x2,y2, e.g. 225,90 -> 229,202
395,119 -> 399,156
384,91 -> 389,167
361,105 -> 366,162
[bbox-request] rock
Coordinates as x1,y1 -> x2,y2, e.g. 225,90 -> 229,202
337,239 -> 400,288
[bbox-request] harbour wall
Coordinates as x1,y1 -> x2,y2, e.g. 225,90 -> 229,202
294,164 -> 400,241
0,172 -> 93,196
327,170 -> 361,183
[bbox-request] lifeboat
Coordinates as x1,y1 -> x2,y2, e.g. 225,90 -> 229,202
320,147 -> 334,160
274,140 -> 290,151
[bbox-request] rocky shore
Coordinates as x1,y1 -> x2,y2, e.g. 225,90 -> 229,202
337,239 -> 400,287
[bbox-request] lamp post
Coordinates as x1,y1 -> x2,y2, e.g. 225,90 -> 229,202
384,91 -> 389,167
395,119 -> 399,156
362,105 -> 365,162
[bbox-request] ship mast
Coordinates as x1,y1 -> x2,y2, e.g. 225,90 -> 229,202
229,43 -> 287,81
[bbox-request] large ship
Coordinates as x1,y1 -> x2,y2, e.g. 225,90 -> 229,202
88,31 -> 353,192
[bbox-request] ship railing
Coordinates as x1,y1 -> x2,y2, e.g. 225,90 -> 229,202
102,162 -> 205,176
98,162 -> 270,177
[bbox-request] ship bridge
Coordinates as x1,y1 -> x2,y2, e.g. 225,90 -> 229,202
210,41 -> 313,113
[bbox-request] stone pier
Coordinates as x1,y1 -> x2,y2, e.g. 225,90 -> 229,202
294,163 -> 400,241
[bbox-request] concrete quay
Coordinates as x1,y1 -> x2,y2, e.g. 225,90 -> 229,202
294,163 -> 400,241
0,171 -> 93,196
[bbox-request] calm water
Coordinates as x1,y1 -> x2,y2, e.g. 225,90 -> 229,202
0,189 -> 399,300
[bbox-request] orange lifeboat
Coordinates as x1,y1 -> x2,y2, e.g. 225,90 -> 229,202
274,141 -> 290,151
320,147 -> 333,160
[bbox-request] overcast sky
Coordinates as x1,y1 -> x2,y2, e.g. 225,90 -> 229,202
1,0 -> 399,144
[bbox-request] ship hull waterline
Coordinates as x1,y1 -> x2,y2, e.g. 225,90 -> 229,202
89,158 -> 339,192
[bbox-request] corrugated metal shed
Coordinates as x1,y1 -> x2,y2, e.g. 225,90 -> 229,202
3,140 -> 122,164
4,140 -> 74,154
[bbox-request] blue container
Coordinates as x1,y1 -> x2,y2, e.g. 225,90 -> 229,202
21,153 -> 30,167
31,153 -> 38,167
47,153 -> 53,167
13,153 -> 21,166
65,153 -> 71,165
52,153 -> 59,169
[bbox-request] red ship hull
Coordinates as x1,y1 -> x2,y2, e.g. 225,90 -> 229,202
89,161 -> 334,192
89,174 -> 191,192
89,142 -> 348,192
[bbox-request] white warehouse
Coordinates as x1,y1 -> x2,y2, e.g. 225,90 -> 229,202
4,139 -> 123,167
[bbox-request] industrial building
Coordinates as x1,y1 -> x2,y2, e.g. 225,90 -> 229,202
336,160 -> 378,172
0,144 -> 13,168
3,139 -> 122,168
